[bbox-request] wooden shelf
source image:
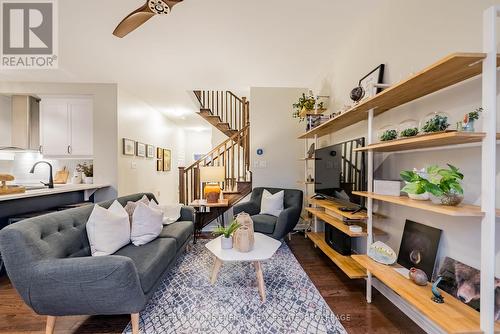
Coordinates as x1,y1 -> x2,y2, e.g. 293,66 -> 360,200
298,157 -> 317,161
354,131 -> 494,153
299,108 -> 327,118
298,53 -> 500,139
309,197 -> 368,220
352,255 -> 500,334
299,181 -> 319,185
306,232 -> 366,279
305,207 -> 385,237
352,191 -> 498,217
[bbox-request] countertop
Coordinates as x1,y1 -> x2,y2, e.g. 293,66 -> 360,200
0,183 -> 111,202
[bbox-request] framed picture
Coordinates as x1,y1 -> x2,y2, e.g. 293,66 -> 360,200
123,138 -> 135,156
156,160 -> 163,172
146,145 -> 155,158
359,64 -> 385,98
397,220 -> 442,279
436,257 -> 500,322
136,142 -> 146,157
157,147 -> 163,160
163,149 -> 171,171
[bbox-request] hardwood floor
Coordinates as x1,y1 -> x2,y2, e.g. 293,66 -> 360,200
0,233 -> 423,334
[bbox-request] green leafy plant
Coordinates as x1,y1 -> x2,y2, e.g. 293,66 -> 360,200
76,163 -> 93,177
399,127 -> 419,138
464,107 -> 482,123
292,93 -> 325,121
401,164 -> 464,197
380,129 -> 398,141
212,221 -> 241,238
421,114 -> 450,133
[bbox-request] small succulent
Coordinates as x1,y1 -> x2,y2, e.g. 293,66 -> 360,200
212,221 -> 241,238
422,114 -> 450,133
400,127 -> 419,138
380,129 -> 398,141
292,93 -> 325,121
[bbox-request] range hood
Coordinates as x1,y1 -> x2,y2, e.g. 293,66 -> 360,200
0,95 -> 40,151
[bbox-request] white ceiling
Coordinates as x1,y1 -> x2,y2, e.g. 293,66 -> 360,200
0,0 -> 348,126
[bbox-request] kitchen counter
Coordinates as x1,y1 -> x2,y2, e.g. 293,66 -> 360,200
0,183 -> 111,202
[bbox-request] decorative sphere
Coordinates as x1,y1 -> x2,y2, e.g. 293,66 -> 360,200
350,86 -> 365,102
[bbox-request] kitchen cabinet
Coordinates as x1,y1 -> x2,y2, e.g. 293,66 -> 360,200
40,97 -> 93,157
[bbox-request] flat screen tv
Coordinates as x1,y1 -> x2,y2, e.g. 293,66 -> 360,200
314,138 -> 366,206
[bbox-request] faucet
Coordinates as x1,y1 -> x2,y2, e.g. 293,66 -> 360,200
29,161 -> 54,189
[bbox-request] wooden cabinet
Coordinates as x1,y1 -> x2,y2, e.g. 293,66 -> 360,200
40,97 -> 93,157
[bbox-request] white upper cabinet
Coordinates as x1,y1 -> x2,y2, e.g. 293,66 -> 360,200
40,97 -> 93,157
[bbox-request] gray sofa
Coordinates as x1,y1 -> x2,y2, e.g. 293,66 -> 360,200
0,193 -> 194,334
233,187 -> 303,240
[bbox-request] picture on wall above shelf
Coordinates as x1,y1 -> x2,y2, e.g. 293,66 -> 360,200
136,142 -> 146,157
163,149 -> 172,172
157,147 -> 164,159
146,145 -> 155,158
122,138 -> 136,156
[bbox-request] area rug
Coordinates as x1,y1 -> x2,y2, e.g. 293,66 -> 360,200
123,240 -> 347,334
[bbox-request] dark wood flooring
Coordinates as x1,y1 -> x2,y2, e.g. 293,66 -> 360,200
0,233 -> 423,334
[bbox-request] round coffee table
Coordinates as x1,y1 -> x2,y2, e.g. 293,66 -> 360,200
205,233 -> 281,302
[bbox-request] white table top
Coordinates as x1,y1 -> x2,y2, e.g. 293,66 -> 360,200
206,233 -> 282,262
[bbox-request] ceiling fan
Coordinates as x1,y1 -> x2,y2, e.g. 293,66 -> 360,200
113,0 -> 183,38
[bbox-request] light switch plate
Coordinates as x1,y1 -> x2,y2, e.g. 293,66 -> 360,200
131,161 -> 137,169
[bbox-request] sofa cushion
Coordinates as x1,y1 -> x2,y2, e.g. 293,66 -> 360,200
114,238 -> 176,293
251,214 -> 277,234
159,221 -> 193,248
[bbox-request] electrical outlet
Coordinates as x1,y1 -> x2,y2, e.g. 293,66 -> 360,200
131,161 -> 137,169
259,160 -> 267,168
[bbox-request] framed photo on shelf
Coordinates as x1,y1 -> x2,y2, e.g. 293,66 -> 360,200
163,149 -> 171,171
136,142 -> 146,157
359,64 -> 385,98
146,145 -> 155,158
123,138 -> 135,156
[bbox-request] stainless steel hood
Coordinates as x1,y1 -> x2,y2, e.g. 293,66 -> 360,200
0,95 -> 40,151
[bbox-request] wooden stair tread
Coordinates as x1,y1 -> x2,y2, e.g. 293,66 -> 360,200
306,232 -> 366,279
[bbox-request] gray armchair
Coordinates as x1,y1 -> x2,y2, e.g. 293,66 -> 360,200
233,187 -> 303,240
0,193 -> 194,334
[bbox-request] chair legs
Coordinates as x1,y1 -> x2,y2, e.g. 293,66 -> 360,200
131,313 -> 139,334
45,316 -> 56,334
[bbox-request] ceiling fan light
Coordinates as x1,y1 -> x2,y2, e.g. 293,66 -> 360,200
148,0 -> 170,15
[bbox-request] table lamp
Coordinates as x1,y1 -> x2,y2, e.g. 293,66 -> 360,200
200,166 -> 225,203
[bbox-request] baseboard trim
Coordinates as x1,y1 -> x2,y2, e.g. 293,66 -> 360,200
371,278 -> 445,334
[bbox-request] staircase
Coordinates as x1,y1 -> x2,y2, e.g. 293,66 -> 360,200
179,90 -> 252,230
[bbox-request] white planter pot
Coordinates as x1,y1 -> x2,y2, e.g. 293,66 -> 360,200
71,172 -> 82,184
408,192 -> 430,201
221,236 -> 233,249
83,176 -> 94,184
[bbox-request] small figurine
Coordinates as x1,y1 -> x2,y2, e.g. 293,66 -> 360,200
431,276 -> 444,304
409,268 -> 428,286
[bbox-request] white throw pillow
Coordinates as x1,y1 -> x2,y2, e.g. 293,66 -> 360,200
260,189 -> 284,217
149,200 -> 183,225
131,202 -> 163,246
86,201 -> 131,257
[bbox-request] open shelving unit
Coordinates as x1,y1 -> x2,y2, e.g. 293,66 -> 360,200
352,255 -> 500,334
306,232 -> 367,279
298,8 -> 500,332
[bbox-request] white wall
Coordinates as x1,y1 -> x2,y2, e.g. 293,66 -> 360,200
0,82 -> 118,201
250,87 -> 307,189
0,95 -> 11,146
308,0 -> 500,275
117,90 -> 213,203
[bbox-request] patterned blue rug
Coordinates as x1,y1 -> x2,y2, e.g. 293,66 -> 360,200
123,240 -> 347,334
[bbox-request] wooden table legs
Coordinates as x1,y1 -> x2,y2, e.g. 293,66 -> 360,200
209,258 -> 266,302
45,316 -> 56,334
253,261 -> 266,302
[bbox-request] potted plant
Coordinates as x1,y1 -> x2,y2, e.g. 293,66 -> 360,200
401,164 -> 464,206
399,127 -> 419,138
77,163 -> 94,184
400,168 -> 431,201
421,114 -> 450,133
292,93 -> 325,121
212,221 -> 241,249
380,129 -> 398,141
462,107 -> 482,132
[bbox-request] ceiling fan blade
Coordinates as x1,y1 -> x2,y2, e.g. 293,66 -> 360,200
113,3 -> 155,38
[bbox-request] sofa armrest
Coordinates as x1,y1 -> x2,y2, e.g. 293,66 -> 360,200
233,201 -> 260,216
272,207 -> 302,240
27,256 -> 146,316
179,206 -> 195,222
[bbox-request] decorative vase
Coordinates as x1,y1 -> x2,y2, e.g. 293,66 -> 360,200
221,236 -> 233,249
409,268 -> 428,286
234,226 -> 253,252
71,172 -> 82,184
83,176 -> 93,184
463,119 -> 475,132
439,192 -> 464,206
408,192 -> 430,201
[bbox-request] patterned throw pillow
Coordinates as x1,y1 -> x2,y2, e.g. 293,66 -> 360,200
124,195 -> 150,223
